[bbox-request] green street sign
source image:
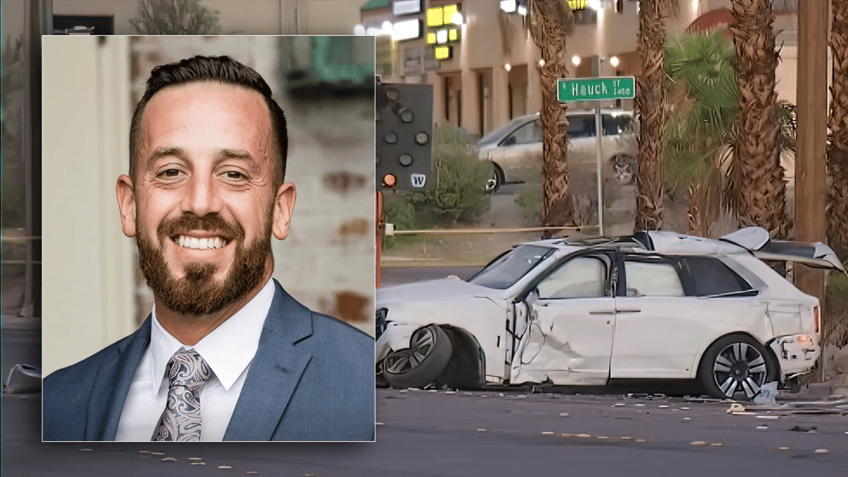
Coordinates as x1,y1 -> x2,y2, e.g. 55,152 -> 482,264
557,76 -> 636,102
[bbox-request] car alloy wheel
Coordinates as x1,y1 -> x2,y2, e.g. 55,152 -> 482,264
382,325 -> 453,389
484,163 -> 504,193
611,155 -> 635,185
700,335 -> 774,400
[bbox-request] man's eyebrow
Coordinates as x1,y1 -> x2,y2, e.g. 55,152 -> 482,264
148,146 -> 187,162
217,148 -> 255,161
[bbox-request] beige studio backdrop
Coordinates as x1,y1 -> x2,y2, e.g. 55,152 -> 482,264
42,35 -> 375,376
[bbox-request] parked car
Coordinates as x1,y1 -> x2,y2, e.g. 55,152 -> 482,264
375,227 -> 845,400
475,109 -> 636,192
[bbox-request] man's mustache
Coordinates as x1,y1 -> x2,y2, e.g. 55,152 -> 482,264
156,214 -> 245,243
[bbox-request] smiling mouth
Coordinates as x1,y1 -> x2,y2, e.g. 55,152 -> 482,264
174,235 -> 229,250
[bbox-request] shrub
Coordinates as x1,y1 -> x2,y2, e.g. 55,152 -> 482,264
384,124 -> 490,229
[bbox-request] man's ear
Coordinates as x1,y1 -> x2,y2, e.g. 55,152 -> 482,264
116,175 -> 137,238
272,182 -> 297,240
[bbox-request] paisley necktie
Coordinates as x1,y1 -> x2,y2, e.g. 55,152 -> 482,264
151,348 -> 212,441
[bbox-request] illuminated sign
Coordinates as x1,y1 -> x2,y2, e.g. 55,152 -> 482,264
569,0 -> 588,10
392,18 -> 421,41
427,4 -> 460,27
434,46 -> 452,61
426,4 -> 461,61
393,0 -> 423,16
500,0 -> 518,13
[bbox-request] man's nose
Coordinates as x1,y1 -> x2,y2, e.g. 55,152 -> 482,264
181,175 -> 222,216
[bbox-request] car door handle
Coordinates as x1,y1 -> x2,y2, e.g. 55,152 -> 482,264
589,310 -> 616,315
616,309 -> 641,314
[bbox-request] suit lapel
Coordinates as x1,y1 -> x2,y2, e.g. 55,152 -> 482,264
224,280 -> 313,441
85,317 -> 151,440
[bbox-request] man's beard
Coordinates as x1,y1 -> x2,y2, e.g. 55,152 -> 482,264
137,213 -> 271,316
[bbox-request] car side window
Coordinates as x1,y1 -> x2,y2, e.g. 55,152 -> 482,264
568,115 -> 596,138
537,256 -> 608,299
602,114 -> 632,136
624,260 -> 684,297
679,256 -> 753,296
502,120 -> 541,146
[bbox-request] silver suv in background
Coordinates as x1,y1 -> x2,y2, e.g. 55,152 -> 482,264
475,109 -> 636,193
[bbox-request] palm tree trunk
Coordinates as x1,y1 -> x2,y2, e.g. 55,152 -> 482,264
829,0 -> 848,263
530,0 -> 574,227
730,0 -> 791,238
635,0 -> 667,231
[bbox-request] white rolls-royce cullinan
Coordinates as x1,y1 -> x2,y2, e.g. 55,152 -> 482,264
376,228 -> 845,400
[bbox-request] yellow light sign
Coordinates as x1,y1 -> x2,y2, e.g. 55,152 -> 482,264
448,29 -> 458,42
427,7 -> 444,27
427,32 -> 436,44
434,46 -> 452,61
569,0 -> 588,10
442,4 -> 457,25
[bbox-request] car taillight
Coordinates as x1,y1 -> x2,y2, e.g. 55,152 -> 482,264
814,306 -> 820,334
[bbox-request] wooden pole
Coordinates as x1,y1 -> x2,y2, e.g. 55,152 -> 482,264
796,0 -> 829,380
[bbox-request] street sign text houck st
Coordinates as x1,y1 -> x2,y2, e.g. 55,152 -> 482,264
557,76 -> 636,102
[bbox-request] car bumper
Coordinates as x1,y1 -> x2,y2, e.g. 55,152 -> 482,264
769,334 -> 820,380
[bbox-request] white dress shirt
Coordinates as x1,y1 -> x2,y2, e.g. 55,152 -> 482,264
115,278 -> 274,441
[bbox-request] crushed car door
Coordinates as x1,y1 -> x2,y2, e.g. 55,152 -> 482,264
510,254 -> 615,385
721,227 -> 846,273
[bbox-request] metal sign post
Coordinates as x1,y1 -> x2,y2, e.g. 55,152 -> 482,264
557,75 -> 635,236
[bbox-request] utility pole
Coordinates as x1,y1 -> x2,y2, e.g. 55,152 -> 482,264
796,0 -> 829,380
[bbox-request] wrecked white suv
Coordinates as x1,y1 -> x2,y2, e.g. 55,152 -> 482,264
376,228 -> 845,400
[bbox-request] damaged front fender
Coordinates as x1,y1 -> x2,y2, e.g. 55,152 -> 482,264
376,322 -> 421,363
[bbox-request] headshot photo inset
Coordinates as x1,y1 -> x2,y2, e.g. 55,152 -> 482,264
41,36 -> 375,442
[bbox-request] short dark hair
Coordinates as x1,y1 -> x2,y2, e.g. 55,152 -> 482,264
129,55 -> 287,188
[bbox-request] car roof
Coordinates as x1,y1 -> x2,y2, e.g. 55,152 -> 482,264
524,230 -> 744,256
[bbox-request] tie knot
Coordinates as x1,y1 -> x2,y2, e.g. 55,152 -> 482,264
166,348 -> 212,391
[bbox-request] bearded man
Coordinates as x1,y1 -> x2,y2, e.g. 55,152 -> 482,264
43,55 -> 374,442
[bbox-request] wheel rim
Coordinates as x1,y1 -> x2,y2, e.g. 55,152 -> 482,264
384,327 -> 436,374
485,167 -> 501,192
712,342 -> 768,399
613,161 -> 634,185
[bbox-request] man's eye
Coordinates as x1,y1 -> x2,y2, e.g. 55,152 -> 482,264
225,171 -> 245,180
161,169 -> 182,178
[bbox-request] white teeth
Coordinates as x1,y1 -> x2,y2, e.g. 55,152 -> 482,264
176,236 -> 225,250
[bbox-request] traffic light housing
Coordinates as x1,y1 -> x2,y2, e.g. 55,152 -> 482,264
376,81 -> 433,191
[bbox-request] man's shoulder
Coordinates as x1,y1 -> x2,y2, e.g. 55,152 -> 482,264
309,312 -> 373,345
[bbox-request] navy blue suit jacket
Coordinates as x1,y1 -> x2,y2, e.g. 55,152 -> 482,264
43,280 -> 375,441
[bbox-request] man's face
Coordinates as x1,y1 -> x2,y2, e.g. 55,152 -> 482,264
116,82 -> 295,316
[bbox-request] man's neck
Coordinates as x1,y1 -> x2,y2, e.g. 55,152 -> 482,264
154,271 -> 272,346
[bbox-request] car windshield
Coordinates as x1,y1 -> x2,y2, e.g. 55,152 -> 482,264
476,116 -> 537,147
468,245 -> 555,289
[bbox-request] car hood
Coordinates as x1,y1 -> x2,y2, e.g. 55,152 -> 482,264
377,277 -> 501,304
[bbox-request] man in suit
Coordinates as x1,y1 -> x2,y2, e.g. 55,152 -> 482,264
43,55 -> 374,441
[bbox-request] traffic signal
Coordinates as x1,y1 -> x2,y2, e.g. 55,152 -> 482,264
376,81 -> 433,191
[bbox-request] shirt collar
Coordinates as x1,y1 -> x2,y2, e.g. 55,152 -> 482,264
149,278 -> 275,393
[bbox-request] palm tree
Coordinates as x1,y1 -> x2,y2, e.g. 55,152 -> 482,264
634,0 -> 675,232
528,0 -> 575,227
729,0 -> 791,238
129,0 -> 222,35
664,31 -> 739,237
829,0 -> 848,263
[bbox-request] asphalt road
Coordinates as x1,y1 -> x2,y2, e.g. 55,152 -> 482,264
4,268 -> 847,475
3,387 -> 847,476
